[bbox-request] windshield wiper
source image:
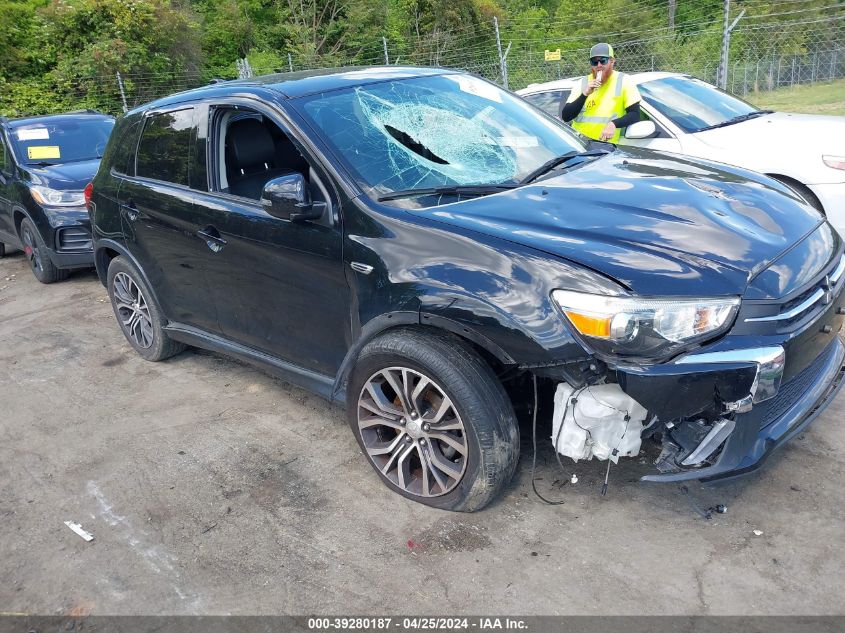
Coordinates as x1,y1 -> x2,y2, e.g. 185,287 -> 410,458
519,149 -> 610,185
697,110 -> 773,132
28,161 -> 58,167
377,184 -> 516,202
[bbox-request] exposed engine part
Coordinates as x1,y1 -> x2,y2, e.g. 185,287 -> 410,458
680,418 -> 736,465
656,416 -> 737,471
552,383 -> 648,463
525,358 -> 606,386
655,442 -> 682,473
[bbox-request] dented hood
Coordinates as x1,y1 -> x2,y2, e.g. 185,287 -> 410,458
424,148 -> 824,296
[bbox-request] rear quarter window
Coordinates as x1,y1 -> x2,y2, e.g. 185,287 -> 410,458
523,90 -> 569,117
106,118 -> 143,176
136,109 -> 195,186
0,134 -> 7,172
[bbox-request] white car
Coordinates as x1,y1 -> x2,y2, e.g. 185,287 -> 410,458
517,72 -> 845,237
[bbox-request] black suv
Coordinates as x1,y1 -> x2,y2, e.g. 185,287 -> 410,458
89,68 -> 845,511
0,111 -> 114,282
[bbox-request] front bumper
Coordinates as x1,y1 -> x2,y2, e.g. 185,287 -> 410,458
642,336 -> 844,482
808,181 -> 845,238
615,266 -> 845,482
45,246 -> 94,269
45,209 -> 94,270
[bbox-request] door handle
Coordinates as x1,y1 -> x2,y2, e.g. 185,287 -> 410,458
121,203 -> 139,222
197,227 -> 227,252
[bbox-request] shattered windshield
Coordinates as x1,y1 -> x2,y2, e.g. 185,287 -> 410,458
296,73 -> 587,205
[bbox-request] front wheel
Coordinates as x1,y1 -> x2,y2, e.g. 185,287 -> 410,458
19,218 -> 68,283
347,328 -> 519,512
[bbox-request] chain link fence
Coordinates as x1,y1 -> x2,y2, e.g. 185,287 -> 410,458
3,12 -> 843,117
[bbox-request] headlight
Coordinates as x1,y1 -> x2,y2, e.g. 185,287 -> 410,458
29,185 -> 86,207
552,290 -> 740,360
823,155 -> 845,171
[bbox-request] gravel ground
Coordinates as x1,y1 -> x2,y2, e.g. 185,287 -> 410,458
1,251 -> 844,616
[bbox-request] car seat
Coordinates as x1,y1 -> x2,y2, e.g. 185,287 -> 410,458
225,118 -> 294,199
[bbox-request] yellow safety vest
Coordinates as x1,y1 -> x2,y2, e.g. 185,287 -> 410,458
569,71 -> 630,143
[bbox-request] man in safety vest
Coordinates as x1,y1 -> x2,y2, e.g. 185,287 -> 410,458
561,43 -> 642,143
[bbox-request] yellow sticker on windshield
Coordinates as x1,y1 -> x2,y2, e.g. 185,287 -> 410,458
27,146 -> 61,160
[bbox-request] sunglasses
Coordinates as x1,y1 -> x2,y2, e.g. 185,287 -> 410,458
590,56 -> 610,66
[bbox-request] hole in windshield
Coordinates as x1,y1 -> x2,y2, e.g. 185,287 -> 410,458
384,124 -> 448,165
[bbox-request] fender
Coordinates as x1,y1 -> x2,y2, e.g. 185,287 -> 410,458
331,310 -> 420,402
10,203 -> 37,246
93,237 -> 158,298
331,307 -> 522,403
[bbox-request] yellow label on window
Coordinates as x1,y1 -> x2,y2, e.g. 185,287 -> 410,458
27,146 -> 61,160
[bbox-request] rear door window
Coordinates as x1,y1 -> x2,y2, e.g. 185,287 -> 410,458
136,109 -> 196,186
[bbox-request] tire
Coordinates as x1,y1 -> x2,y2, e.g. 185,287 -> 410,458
347,328 -> 519,512
106,256 -> 186,362
19,218 -> 69,284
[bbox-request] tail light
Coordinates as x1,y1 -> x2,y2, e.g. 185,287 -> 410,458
83,182 -> 93,208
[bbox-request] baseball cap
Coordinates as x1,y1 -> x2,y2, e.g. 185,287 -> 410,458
589,43 -> 615,59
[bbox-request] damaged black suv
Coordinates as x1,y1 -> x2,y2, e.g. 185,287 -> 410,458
89,67 -> 845,511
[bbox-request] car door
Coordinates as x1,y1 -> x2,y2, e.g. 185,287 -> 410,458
119,106 -> 221,334
190,101 -> 350,377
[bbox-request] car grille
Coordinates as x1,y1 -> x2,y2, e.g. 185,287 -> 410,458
755,339 -> 839,429
56,227 -> 92,251
740,253 -> 845,334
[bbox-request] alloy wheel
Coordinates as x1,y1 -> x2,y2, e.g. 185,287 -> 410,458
112,271 -> 154,349
357,367 -> 468,497
21,225 -> 43,274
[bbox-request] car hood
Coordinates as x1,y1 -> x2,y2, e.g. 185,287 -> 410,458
421,147 -> 824,297
25,159 -> 101,190
694,112 -> 845,157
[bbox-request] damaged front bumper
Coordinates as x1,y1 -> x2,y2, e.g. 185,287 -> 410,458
613,274 -> 845,482
638,336 -> 844,482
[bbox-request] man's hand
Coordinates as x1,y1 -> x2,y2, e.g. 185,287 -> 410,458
582,77 -> 602,96
599,121 -> 616,141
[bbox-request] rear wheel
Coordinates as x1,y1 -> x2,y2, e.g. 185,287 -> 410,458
107,256 -> 185,361
19,218 -> 68,284
347,328 -> 519,512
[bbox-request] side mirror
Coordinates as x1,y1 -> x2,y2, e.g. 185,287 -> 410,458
625,120 -> 657,139
260,173 -> 325,222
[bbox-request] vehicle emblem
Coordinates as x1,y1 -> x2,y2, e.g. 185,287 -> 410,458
822,275 -> 833,305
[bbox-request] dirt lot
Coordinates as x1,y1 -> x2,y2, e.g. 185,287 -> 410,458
1,251 -> 844,616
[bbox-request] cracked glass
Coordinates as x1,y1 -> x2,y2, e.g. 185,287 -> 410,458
297,73 -> 586,206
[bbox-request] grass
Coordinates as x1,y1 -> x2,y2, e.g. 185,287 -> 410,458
746,78 -> 845,116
